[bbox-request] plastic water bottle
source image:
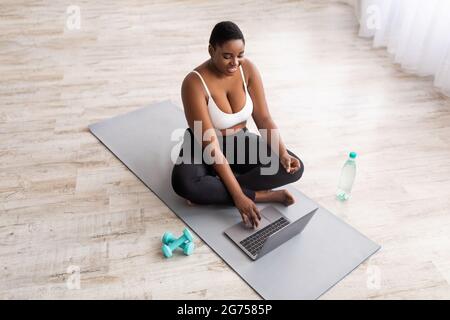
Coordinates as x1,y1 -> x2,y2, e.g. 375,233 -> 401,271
336,152 -> 357,201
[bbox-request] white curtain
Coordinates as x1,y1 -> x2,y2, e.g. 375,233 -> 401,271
356,0 -> 450,96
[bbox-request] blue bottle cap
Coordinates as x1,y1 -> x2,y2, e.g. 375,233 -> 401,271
349,151 -> 357,159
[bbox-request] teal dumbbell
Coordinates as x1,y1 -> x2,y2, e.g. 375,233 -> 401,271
161,228 -> 195,258
162,232 -> 190,251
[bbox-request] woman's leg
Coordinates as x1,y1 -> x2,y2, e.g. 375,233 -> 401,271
170,129 -> 255,205
171,162 -> 255,205
171,128 -> 303,206
229,131 -> 305,191
236,149 -> 304,191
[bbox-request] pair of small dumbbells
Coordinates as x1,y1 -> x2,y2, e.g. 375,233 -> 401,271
161,228 -> 195,258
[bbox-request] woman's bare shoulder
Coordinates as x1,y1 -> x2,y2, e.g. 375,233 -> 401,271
182,69 -> 202,92
240,58 -> 260,85
183,61 -> 209,87
181,70 -> 208,109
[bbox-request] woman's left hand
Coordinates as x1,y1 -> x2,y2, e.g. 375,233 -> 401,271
280,152 -> 301,174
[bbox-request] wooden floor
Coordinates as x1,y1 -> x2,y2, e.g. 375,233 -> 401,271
1,0 -> 450,299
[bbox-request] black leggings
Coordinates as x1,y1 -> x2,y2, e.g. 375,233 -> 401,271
171,127 -> 304,205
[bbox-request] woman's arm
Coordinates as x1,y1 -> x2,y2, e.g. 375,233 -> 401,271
245,60 -> 301,174
181,72 -> 261,226
182,73 -> 242,198
244,60 -> 288,157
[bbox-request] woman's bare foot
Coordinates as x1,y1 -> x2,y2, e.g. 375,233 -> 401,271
279,189 -> 295,206
255,189 -> 295,206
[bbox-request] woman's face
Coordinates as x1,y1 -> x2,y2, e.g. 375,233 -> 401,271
209,39 -> 245,76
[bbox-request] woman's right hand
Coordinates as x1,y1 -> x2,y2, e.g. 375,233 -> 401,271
233,193 -> 261,228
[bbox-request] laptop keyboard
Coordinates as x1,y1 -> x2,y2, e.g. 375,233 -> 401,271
240,217 -> 289,256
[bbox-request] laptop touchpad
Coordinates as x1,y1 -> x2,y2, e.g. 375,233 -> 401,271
228,215 -> 272,242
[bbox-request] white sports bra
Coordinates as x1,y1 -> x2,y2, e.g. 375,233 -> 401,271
192,65 -> 253,130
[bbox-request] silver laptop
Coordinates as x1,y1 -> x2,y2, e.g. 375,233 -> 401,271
224,205 -> 318,260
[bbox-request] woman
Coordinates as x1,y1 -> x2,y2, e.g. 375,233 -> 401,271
171,21 -> 304,228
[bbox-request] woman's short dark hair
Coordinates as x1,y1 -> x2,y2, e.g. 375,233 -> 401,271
209,21 -> 245,48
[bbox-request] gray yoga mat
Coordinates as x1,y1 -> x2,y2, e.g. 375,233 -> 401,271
89,100 -> 380,300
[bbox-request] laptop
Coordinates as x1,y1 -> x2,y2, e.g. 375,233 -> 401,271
224,205 -> 318,260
